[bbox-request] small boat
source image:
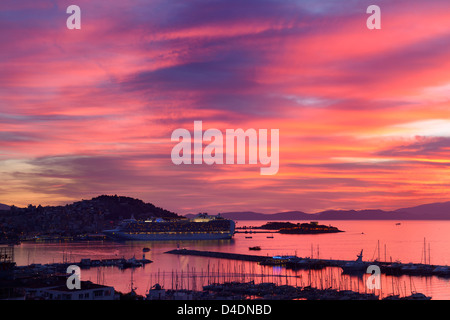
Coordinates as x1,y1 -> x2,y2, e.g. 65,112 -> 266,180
146,284 -> 166,300
245,236 -> 253,239
249,246 -> 261,251
143,247 -> 151,252
341,249 -> 370,274
395,223 -> 401,226
433,266 -> 450,277
266,234 -> 274,239
119,256 -> 142,269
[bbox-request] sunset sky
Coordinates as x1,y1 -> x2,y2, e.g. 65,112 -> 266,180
2,0 -> 450,214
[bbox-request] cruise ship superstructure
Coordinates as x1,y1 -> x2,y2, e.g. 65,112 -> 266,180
103,213 -> 235,241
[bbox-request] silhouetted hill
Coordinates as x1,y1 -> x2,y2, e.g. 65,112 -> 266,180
200,201 -> 450,220
83,195 -> 180,220
314,209 -> 409,220
0,195 -> 181,240
0,203 -> 10,211
218,212 -> 272,220
185,211 -> 313,220
395,201 -> 450,219
270,211 -> 314,220
218,209 -> 408,220
184,211 -> 262,220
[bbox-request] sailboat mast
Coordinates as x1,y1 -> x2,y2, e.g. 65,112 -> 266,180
424,238 -> 427,264
378,240 -> 380,261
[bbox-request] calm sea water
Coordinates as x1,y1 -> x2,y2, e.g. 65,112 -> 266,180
12,220 -> 450,299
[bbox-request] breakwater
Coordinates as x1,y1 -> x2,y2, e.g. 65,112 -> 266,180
165,248 -> 362,269
165,249 -> 267,262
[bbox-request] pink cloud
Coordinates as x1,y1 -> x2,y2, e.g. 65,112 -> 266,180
2,0 -> 450,212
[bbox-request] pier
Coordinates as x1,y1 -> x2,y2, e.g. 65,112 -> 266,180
165,248 -> 364,268
165,249 -> 267,262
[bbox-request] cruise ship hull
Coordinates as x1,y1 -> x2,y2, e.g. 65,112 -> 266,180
102,216 -> 235,241
103,231 -> 234,241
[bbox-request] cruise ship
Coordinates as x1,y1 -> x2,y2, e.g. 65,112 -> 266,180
102,213 -> 235,241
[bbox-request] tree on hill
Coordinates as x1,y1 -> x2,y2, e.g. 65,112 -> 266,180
87,195 -> 180,220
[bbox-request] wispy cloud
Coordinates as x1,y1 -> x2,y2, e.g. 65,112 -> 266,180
2,0 -> 450,213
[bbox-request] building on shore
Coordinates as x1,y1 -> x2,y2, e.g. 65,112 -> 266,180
1,274 -> 119,300
23,277 -> 118,300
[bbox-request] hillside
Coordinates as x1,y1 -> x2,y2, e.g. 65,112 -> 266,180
314,209 -> 410,220
79,195 -> 180,220
395,201 -> 450,219
195,201 -> 450,220
220,211 -> 313,220
0,195 -> 180,241
184,211 -> 313,220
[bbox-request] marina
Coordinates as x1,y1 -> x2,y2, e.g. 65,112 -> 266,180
165,248 -> 450,278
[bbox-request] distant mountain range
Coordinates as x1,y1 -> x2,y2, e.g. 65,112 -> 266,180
185,201 -> 450,220
3,198 -> 450,220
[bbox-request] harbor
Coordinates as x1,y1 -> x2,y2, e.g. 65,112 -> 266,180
1,241 -> 445,300
3,220 -> 450,300
4,0 -> 450,308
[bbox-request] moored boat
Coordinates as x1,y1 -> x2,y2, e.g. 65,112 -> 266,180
341,250 -> 371,274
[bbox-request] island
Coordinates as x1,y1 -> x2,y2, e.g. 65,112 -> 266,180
256,221 -> 343,234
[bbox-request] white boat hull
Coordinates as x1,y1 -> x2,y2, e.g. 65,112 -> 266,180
103,231 -> 234,241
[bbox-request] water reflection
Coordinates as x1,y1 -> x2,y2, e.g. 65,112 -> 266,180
11,220 -> 450,299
